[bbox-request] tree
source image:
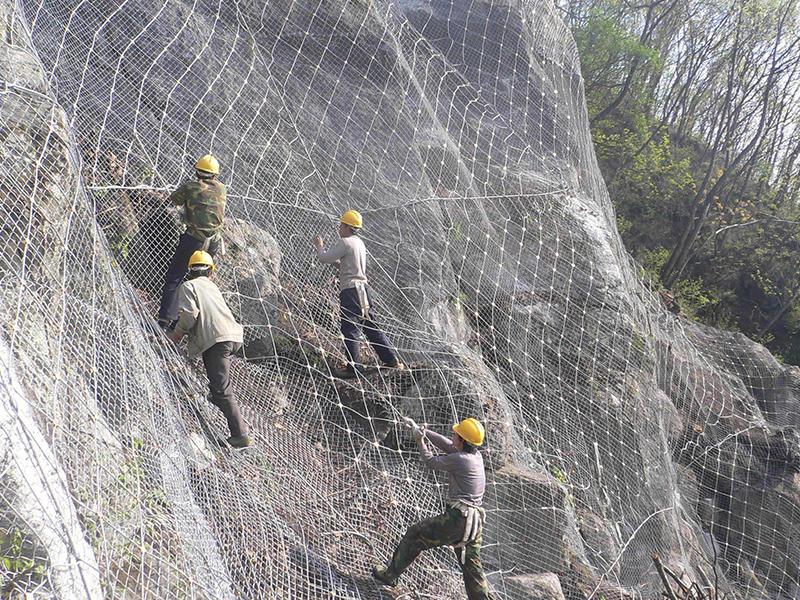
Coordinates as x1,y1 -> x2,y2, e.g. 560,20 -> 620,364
659,0 -> 800,286
563,0 -> 800,361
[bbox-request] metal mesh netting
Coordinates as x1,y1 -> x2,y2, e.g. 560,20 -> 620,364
1,0 -> 799,598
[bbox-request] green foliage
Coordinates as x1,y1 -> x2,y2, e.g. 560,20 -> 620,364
573,10 -> 661,116
640,247 -> 670,286
784,306 -> 800,336
570,0 -> 800,363
638,247 -> 716,320
630,328 -> 647,355
616,215 -> 632,236
451,290 -> 469,310
593,118 -> 696,253
111,234 -> 131,261
141,165 -> 156,183
0,529 -> 46,591
551,465 -> 568,485
672,277 -> 717,321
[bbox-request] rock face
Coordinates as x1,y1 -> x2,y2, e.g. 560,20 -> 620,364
505,573 -> 567,600
1,0 -> 799,599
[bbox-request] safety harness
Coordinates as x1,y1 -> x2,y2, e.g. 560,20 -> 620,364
354,281 -> 370,319
200,231 -> 225,256
449,499 -> 486,564
175,203 -> 226,257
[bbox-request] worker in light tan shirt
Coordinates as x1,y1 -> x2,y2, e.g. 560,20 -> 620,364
168,250 -> 250,448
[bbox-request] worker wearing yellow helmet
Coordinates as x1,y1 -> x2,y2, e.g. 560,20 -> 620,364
157,153 -> 227,330
313,210 -> 403,378
373,417 -> 494,598
168,251 -> 251,448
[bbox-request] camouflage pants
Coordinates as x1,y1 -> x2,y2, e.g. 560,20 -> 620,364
385,506 -> 494,600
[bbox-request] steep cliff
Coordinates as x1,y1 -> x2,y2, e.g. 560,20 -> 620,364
1,0 -> 798,598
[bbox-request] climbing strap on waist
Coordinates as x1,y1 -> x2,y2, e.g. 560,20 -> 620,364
200,231 -> 225,256
354,281 -> 370,319
448,500 -> 486,565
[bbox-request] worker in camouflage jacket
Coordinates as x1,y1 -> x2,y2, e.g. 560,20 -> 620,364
157,154 -> 227,330
372,417 -> 495,599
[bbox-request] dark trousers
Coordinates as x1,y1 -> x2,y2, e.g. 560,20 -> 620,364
202,341 -> 247,438
340,287 -> 398,366
158,233 -> 218,321
386,507 -> 494,600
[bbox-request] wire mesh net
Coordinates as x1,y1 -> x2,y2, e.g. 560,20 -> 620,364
1,0 -> 799,598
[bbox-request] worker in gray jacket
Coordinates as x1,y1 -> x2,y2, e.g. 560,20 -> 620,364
168,250 -> 251,448
313,209 -> 403,377
372,418 -> 495,599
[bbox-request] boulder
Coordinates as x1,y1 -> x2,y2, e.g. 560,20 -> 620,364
505,573 -> 566,600
215,217 -> 282,335
483,464 -> 575,575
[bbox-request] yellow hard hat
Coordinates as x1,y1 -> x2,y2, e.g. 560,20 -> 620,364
340,209 -> 362,229
195,154 -> 220,175
188,250 -> 215,271
453,418 -> 485,446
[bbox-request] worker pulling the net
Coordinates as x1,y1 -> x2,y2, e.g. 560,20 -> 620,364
157,154 -> 227,331
373,417 -> 495,599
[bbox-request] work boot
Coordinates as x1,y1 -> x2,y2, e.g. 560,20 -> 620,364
332,364 -> 358,379
382,361 -> 405,371
227,435 -> 252,449
371,564 -> 397,587
156,318 -> 176,332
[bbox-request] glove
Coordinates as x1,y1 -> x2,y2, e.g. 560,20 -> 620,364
402,417 -> 420,434
402,417 -> 424,439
